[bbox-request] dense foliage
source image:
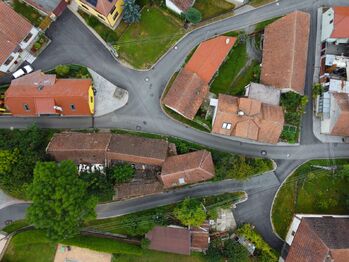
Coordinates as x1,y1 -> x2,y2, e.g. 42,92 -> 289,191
207,239 -> 249,262
55,64 -> 70,77
27,161 -> 97,241
109,163 -> 135,184
0,126 -> 54,199
123,0 -> 141,24
174,198 -> 206,227
184,7 -> 202,24
80,171 -> 114,202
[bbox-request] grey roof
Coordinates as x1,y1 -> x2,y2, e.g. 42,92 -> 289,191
246,82 -> 281,106
24,0 -> 62,13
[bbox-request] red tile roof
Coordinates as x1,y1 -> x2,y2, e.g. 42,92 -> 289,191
286,217 -> 349,262
191,229 -> 209,251
160,150 -> 215,188
261,11 -> 310,94
330,93 -> 349,136
81,0 -> 117,16
5,71 -> 93,116
169,0 -> 195,12
185,36 -> 236,83
212,94 -> 284,144
331,7 -> 349,39
146,226 -> 191,255
0,1 -> 32,65
163,68 -> 209,120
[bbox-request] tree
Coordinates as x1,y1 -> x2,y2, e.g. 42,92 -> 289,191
184,7 -> 202,24
55,65 -> 70,77
0,149 -> 18,175
109,164 -> 135,184
123,0 -> 141,24
27,161 -> 97,241
223,240 -> 249,262
79,171 -> 114,202
174,198 -> 206,227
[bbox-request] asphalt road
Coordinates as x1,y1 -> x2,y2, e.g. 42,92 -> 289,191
0,0 -> 348,251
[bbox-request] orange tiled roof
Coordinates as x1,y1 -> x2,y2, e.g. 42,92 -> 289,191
331,6 -> 349,39
212,94 -> 284,144
185,36 -> 236,83
260,11 -> 310,94
163,68 -> 209,120
0,1 -> 32,65
81,0 -> 117,16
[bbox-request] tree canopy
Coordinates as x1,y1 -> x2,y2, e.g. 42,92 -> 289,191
184,7 -> 202,24
27,161 -> 97,241
174,197 -> 206,227
109,163 -> 135,184
123,0 -> 141,24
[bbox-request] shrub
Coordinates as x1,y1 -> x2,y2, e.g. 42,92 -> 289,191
184,7 -> 202,24
79,171 -> 114,202
174,197 -> 206,227
33,42 -> 41,50
108,164 -> 135,184
55,65 -> 70,77
123,0 -> 141,24
87,16 -> 100,27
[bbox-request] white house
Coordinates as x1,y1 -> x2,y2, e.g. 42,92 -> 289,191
321,6 -> 349,44
0,2 -> 40,73
165,0 -> 195,15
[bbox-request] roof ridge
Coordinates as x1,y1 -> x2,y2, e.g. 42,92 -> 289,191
289,12 -> 299,89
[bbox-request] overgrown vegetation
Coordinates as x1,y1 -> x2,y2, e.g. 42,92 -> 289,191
80,171 -> 115,202
109,163 -> 136,183
206,238 -> 249,262
174,198 -> 206,227
12,0 -> 44,27
272,159 -> 349,239
51,64 -> 91,79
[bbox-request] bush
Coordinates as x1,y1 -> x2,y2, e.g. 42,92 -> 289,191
109,164 -> 135,184
123,0 -> 141,24
79,171 -> 114,202
55,65 -> 70,77
206,239 -> 249,262
141,238 -> 150,249
87,16 -> 100,27
174,198 -> 206,227
184,7 -> 202,24
33,42 -> 41,50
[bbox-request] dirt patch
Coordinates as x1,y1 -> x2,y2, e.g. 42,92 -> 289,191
54,244 -> 112,262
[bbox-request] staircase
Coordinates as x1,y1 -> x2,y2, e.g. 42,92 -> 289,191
21,50 -> 36,64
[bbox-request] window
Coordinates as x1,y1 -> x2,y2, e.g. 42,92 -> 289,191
4,56 -> 14,66
110,5 -> 116,15
23,104 -> 30,111
23,33 -> 33,43
291,231 -> 296,236
81,4 -> 89,10
98,14 -> 105,21
90,96 -> 93,103
222,122 -> 232,130
178,178 -> 185,185
329,19 -> 333,24
70,104 -> 76,111
113,11 -> 119,20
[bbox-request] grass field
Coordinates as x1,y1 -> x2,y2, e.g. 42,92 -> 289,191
194,0 -> 235,20
116,7 -> 184,69
229,60 -> 260,96
272,159 -> 349,239
113,250 -> 205,262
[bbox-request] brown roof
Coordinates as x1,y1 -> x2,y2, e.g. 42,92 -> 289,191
5,71 -> 93,116
331,7 -> 349,39
191,229 -> 209,251
163,68 -> 209,120
185,36 -> 236,83
212,94 -> 284,144
160,150 -> 215,188
0,2 -> 32,65
330,93 -> 349,136
286,217 -> 349,262
24,0 -> 67,16
46,132 -> 112,164
146,226 -> 191,255
106,134 -> 169,166
260,11 -> 310,94
81,0 -> 117,16
169,0 -> 194,12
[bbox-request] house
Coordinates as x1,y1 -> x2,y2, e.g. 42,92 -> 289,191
0,1 -> 40,73
23,0 -> 68,20
245,82 -> 281,106
76,0 -> 124,29
280,214 -> 349,262
46,132 -> 112,165
165,0 -> 195,15
260,11 -> 310,94
211,94 -> 284,144
321,6 -> 349,44
159,150 -> 215,188
163,36 -> 236,120
5,71 -> 94,116
146,225 -> 209,255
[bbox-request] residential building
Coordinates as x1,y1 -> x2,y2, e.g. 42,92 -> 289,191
76,0 -> 124,29
211,94 -> 284,144
245,82 -> 281,106
321,6 -> 349,44
260,11 -> 310,94
280,214 -> 349,262
165,0 -> 194,15
163,36 -> 236,120
5,71 -> 94,116
23,0 -> 68,20
159,150 -> 215,188
0,1 -> 40,73
146,225 -> 209,255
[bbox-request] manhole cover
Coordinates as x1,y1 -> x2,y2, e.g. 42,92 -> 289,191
136,125 -> 141,130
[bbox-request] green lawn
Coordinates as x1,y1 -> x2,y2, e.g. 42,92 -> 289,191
113,250 -> 205,262
229,60 -> 260,96
116,7 -> 184,69
249,0 -> 275,7
272,160 -> 349,239
12,0 -> 44,27
210,41 -> 248,95
2,220 -> 31,234
194,0 -> 235,20
2,230 -> 56,262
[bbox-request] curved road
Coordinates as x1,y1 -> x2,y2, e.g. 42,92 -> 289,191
0,0 -> 348,251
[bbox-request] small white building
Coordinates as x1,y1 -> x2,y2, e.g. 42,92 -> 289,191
165,0 -> 195,15
321,6 -> 349,44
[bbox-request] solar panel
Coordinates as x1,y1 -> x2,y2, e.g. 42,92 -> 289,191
86,0 -> 97,7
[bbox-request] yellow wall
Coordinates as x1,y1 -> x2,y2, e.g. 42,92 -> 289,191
88,86 -> 94,114
77,0 -> 124,28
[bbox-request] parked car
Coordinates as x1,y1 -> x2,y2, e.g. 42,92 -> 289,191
12,65 -> 34,79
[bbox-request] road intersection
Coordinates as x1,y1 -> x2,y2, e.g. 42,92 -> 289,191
0,0 -> 348,250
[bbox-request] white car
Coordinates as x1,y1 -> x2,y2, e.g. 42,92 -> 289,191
12,65 -> 34,79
